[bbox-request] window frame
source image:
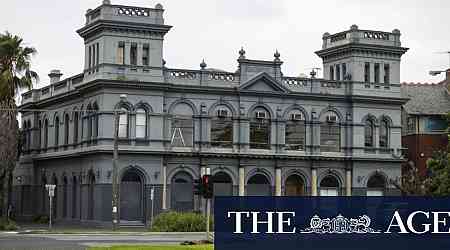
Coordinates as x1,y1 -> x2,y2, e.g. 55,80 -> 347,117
249,110 -> 271,150
364,119 -> 375,148
118,108 -> 129,138
210,115 -> 233,148
285,113 -> 306,151
171,116 -> 194,147
379,119 -> 389,148
117,41 -> 125,65
320,112 -> 341,152
135,108 -> 147,139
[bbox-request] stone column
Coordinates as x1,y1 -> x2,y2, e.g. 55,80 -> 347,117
311,168 -> 318,196
162,164 -> 167,210
346,169 -> 352,196
275,168 -> 282,196
239,166 -> 245,196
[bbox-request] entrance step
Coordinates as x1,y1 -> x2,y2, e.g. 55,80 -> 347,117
119,220 -> 145,228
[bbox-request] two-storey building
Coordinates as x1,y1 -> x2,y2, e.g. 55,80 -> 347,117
14,1 -> 408,225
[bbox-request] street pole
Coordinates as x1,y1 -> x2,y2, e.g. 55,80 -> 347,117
204,167 -> 211,242
49,195 -> 52,230
112,109 -> 120,231
206,198 -> 211,242
150,187 -> 154,229
45,184 -> 55,231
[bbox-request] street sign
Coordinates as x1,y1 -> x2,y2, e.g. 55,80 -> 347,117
150,188 -> 154,201
45,184 -> 56,230
45,184 -> 56,197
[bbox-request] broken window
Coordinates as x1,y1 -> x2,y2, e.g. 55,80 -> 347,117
171,118 -> 193,147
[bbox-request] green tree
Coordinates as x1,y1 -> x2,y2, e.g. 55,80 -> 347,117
426,112 -> 450,196
0,32 -> 38,219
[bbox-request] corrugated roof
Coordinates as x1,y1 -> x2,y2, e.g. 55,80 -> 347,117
401,83 -> 450,115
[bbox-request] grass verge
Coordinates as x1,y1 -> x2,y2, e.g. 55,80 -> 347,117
89,245 -> 213,250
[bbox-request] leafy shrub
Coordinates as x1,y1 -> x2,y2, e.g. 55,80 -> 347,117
150,211 -> 213,232
32,215 -> 49,224
0,218 -> 17,231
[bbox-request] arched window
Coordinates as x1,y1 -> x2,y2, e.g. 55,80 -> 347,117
54,116 -> 60,148
118,108 -> 129,138
21,121 -> 27,154
171,103 -> 194,147
285,111 -> 306,151
92,103 -> 99,139
62,176 -> 68,218
64,114 -> 70,145
135,108 -> 147,138
72,176 -> 77,219
43,119 -> 49,149
379,119 -> 389,148
250,108 -> 271,149
26,120 -> 31,151
211,107 -> 233,148
367,174 -> 386,196
73,112 -> 79,145
320,175 -> 339,196
364,119 -> 375,147
320,111 -> 340,152
86,104 -> 92,139
38,120 -> 42,151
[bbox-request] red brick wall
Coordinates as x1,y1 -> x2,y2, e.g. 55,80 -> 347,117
402,134 -> 448,176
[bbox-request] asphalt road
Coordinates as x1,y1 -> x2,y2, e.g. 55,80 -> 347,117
0,233 -> 206,250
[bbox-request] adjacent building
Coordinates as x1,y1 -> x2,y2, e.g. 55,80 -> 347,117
401,71 -> 450,176
14,1 -> 408,226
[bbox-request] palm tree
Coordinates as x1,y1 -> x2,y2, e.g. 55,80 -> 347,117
0,32 -> 38,219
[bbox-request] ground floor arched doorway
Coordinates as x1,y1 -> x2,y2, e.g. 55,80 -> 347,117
213,172 -> 233,196
285,174 -> 305,196
247,174 -> 271,196
120,168 -> 144,222
171,171 -> 194,212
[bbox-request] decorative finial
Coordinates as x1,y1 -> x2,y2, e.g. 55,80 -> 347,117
155,3 -> 163,9
103,0 -> 111,5
239,47 -> 246,59
274,49 -> 280,61
200,59 -> 207,70
350,24 -> 359,30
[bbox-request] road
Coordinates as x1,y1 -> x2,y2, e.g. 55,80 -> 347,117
0,232 -> 206,250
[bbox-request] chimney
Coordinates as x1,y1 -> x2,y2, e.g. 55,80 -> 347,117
48,70 -> 63,84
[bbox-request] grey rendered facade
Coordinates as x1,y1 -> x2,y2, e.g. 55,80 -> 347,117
14,1 -> 408,225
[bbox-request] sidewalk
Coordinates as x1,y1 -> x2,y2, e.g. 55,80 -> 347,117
7,223 -> 212,237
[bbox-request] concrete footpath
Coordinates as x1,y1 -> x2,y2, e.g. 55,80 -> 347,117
0,231 -> 207,250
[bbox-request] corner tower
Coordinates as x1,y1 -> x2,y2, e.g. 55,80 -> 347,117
77,0 -> 171,82
316,25 -> 408,88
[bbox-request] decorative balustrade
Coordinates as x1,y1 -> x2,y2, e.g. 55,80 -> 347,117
321,81 -> 342,88
363,31 -> 389,40
208,72 -> 235,81
330,32 -> 347,43
168,70 -> 198,80
117,6 -> 150,17
283,77 -> 308,86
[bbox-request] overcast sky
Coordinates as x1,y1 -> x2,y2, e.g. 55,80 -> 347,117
2,0 -> 450,88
